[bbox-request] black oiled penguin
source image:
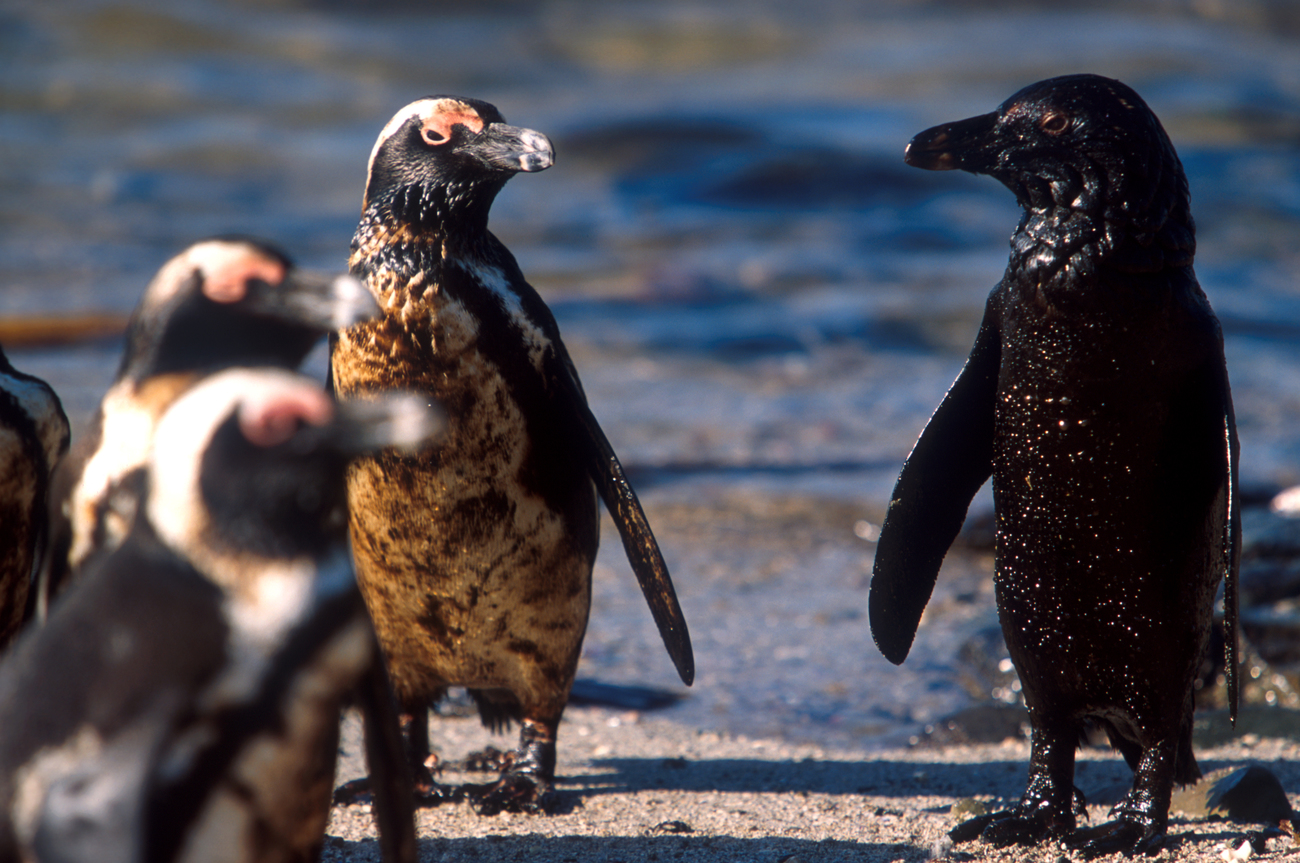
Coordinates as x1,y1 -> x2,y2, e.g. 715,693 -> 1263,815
868,74 -> 1238,857
330,96 -> 693,813
0,368 -> 441,863
41,237 -> 379,612
0,347 -> 68,647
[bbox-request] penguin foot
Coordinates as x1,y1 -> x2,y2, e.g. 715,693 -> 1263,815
467,771 -> 553,815
951,799 -> 1080,847
1066,820 -> 1165,858
978,811 -> 1053,847
333,772 -> 462,808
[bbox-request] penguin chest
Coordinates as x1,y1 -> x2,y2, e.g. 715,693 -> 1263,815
332,291 -> 596,703
988,311 -> 1222,701
70,374 -> 196,571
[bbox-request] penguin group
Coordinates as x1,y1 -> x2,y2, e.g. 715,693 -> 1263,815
0,71 -> 1237,860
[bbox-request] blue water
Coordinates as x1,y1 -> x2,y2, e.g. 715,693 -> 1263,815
3,0 -> 1299,746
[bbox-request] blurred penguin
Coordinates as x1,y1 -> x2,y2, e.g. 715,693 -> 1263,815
0,368 -> 440,863
0,346 -> 68,647
41,237 -> 379,614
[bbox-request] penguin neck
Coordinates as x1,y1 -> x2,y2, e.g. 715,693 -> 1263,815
350,202 -> 508,303
1005,154 -> 1195,297
1008,203 -> 1196,313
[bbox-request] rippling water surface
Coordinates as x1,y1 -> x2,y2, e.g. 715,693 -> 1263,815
4,0 -> 1300,748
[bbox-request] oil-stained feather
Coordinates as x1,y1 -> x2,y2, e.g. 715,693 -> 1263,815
547,352 -> 694,686
868,299 -> 1001,665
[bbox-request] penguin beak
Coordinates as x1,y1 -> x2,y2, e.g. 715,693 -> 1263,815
314,394 -> 447,458
476,123 -> 555,173
243,271 -> 381,331
904,111 -> 1000,174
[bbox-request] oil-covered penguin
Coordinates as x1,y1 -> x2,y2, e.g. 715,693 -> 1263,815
331,96 -> 693,813
41,237 -> 379,612
0,368 -> 441,863
868,74 -> 1238,857
0,347 -> 68,647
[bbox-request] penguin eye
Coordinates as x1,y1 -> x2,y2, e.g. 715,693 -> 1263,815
421,125 -> 451,147
1040,113 -> 1069,135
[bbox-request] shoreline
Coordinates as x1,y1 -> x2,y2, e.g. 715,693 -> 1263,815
326,706 -> 1300,862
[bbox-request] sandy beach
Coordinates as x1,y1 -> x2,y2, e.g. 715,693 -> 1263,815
325,706 -> 1300,863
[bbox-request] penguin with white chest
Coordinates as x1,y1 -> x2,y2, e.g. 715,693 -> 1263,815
0,347 -> 68,648
0,368 -> 441,863
41,237 -> 379,612
330,97 -> 694,813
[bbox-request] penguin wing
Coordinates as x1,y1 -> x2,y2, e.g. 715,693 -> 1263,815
356,650 -> 418,863
1222,378 -> 1240,724
868,297 -> 1001,665
545,350 -> 694,686
29,700 -> 174,863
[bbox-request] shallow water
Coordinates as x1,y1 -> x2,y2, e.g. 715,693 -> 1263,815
4,0 -> 1300,748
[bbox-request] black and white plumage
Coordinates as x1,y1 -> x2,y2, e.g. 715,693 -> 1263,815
0,368 -> 441,863
41,237 -> 379,612
330,96 -> 693,813
869,75 -> 1238,856
0,346 -> 68,648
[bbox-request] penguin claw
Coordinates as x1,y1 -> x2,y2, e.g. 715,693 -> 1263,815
1066,820 -> 1165,858
951,802 -> 1078,848
979,812 -> 1053,848
467,772 -> 552,815
949,812 -> 998,843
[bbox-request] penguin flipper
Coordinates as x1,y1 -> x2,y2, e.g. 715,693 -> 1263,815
1218,365 -> 1240,724
868,298 -> 1001,665
357,649 -> 418,863
546,352 -> 694,687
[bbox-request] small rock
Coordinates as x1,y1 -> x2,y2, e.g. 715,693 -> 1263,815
950,798 -> 988,820
1219,838 -> 1254,861
929,835 -> 955,859
1171,765 -> 1295,824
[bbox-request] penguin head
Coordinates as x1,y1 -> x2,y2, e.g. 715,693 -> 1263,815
119,238 -> 381,380
362,96 -> 554,230
144,368 -> 443,585
904,74 -> 1193,270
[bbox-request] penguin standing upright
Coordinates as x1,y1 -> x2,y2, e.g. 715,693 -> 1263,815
330,96 -> 693,813
42,237 -> 379,610
0,346 -> 68,647
868,74 -> 1238,857
0,368 -> 441,863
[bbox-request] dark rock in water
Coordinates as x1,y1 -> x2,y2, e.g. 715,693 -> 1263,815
913,704 -> 1028,747
1170,765 -> 1295,824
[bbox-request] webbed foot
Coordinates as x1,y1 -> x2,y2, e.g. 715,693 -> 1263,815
465,717 -> 558,816
950,789 -> 1084,847
467,771 -> 553,815
1066,819 -> 1165,858
977,810 -> 1055,847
